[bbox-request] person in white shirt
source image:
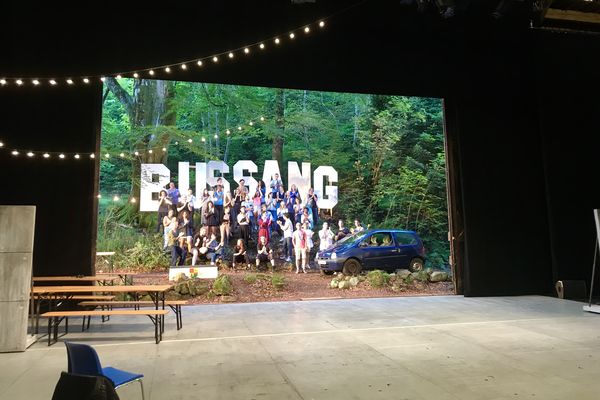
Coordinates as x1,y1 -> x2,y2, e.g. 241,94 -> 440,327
277,213 -> 293,262
319,222 -> 334,251
302,222 -> 314,270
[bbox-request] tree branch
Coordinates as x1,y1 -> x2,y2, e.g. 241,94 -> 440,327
105,77 -> 134,119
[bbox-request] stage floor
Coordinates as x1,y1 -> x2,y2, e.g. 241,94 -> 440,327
2,295 -> 600,399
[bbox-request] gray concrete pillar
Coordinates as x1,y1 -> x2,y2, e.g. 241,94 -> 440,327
0,206 -> 35,352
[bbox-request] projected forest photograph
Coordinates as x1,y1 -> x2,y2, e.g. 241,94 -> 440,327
97,78 -> 453,301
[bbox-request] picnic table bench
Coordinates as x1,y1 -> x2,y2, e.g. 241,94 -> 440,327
79,300 -> 187,330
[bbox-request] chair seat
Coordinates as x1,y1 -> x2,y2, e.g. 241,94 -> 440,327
102,367 -> 144,388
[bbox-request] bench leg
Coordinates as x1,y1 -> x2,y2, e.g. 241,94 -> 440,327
65,317 -> 68,334
87,315 -> 91,330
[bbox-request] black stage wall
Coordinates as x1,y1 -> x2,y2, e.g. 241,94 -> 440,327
1,2 -> 598,295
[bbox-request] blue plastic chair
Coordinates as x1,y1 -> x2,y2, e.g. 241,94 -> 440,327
64,342 -> 145,400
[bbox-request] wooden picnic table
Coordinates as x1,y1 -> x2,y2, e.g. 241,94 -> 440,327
96,272 -> 136,285
31,285 -> 172,335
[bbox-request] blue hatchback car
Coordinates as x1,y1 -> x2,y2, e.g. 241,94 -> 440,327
316,229 -> 426,275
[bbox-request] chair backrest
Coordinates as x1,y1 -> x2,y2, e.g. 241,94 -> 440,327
64,342 -> 103,376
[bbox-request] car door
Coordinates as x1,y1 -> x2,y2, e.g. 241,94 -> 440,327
359,232 -> 396,270
391,232 -> 416,269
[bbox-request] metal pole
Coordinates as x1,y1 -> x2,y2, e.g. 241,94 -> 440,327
590,210 -> 600,307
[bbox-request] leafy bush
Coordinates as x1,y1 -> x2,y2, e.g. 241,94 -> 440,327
366,270 -> 390,287
212,275 -> 233,295
112,236 -> 169,271
244,273 -> 257,284
271,274 -> 286,291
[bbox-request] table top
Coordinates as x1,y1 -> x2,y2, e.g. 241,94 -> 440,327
32,276 -> 120,282
97,272 -> 136,276
32,284 -> 172,294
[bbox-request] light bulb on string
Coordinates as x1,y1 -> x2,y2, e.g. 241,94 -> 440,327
226,129 -> 230,135
214,134 -> 218,139
274,38 -> 280,44
0,141 -> 4,147
104,153 -> 110,158
212,56 -> 218,63
244,48 -> 249,54
59,154 -> 65,159
238,126 -> 242,131
164,67 -> 171,73
228,52 -> 234,59
90,153 -> 95,159
148,149 -> 153,154
27,151 -> 34,157
133,73 -> 139,78
0,79 -> 6,85
201,137 -> 206,142
289,33 -> 295,39
16,80 -> 23,85
49,79 -> 57,85
162,147 -> 167,152
83,78 -> 90,83
97,194 -> 102,199
32,80 -> 40,85
116,75 -> 122,79
304,26 -> 310,33
319,20 -> 325,27
260,116 -> 265,121
181,64 -> 187,70
119,152 -> 125,158
66,79 -> 73,85
149,70 -> 155,76
249,121 -> 254,126
43,153 -> 50,158
187,138 -> 193,143
74,154 -> 80,159
259,43 -> 265,49
174,141 -> 178,145
130,197 -> 137,203
11,150 -> 19,156
100,77 -> 106,82
134,151 -> 139,156
113,196 -> 120,202
197,60 -> 203,67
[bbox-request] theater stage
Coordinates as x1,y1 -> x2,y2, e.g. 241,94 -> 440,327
1,295 -> 599,399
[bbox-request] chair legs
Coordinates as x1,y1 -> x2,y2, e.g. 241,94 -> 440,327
115,378 -> 145,400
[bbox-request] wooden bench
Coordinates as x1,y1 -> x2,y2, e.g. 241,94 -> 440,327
41,309 -> 169,346
78,300 -> 187,330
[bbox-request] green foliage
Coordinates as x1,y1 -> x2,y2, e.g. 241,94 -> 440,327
112,237 -> 169,272
366,270 -> 390,287
243,273 -> 257,284
212,275 -> 233,295
271,274 -> 286,291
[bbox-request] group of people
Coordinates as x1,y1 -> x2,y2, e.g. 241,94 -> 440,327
157,177 -> 365,273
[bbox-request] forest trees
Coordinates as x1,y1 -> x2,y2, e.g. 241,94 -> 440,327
100,80 -> 449,267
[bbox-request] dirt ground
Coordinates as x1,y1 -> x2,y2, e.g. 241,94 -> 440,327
105,268 -> 455,305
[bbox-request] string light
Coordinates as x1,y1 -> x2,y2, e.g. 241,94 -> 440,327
249,121 -> 254,126
238,126 -> 242,131
260,116 -> 265,121
43,153 -> 50,158
104,153 -> 110,158
148,149 -> 153,154
162,147 -> 167,152
119,152 -> 125,158
97,194 -> 102,199
27,151 -> 34,157
134,151 -> 139,156
214,134 -> 218,139
59,154 -> 65,159
0,16 -> 330,87
226,129 -> 230,135
11,150 -> 19,156
90,154 -> 95,159
0,141 -> 3,147
74,154 -> 80,159
130,197 -> 137,203
187,138 -> 193,143
113,196 -> 120,202
201,137 -> 206,142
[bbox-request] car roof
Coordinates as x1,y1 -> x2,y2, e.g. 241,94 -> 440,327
363,229 -> 418,235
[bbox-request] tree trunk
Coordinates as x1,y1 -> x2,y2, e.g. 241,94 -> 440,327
273,88 -> 285,164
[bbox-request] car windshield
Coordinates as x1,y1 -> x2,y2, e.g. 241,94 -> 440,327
337,232 -> 366,246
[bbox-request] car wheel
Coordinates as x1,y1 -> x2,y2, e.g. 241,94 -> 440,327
342,259 -> 362,275
408,258 -> 424,272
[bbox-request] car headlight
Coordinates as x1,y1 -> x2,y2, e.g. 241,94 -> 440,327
331,252 -> 337,260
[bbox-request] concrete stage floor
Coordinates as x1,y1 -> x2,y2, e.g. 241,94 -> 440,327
1,295 -> 600,399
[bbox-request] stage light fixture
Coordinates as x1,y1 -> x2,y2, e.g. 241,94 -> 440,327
59,154 -> 65,159
43,153 -> 50,158
16,80 -> 23,85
